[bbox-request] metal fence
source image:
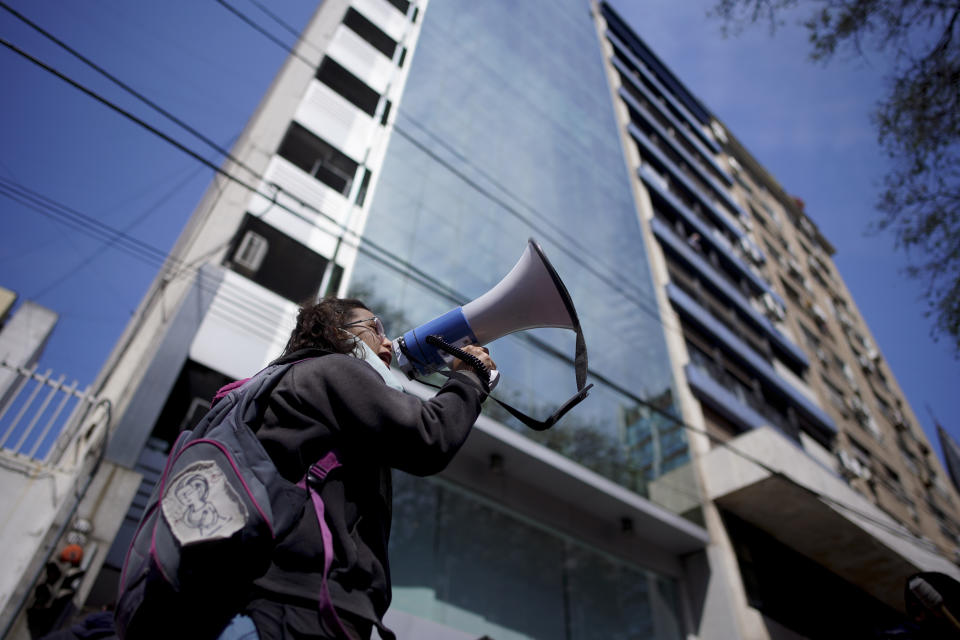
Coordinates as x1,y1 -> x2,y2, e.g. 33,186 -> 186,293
0,360 -> 97,465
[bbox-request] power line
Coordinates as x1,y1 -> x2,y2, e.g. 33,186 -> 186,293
213,0 -> 314,67
0,177 -> 292,343
30,165 -> 206,299
391,123 -> 674,332
10,181 -> 946,558
200,0 -> 676,332
0,1 -> 262,183
6,8 -> 952,561
247,0 -> 322,57
0,35 -> 463,309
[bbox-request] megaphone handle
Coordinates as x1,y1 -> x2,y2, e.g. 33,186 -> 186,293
424,335 -> 491,391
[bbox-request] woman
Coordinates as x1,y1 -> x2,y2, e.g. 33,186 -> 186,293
219,297 -> 494,640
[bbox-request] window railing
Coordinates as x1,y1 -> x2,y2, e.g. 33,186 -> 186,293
686,351 -> 798,439
0,361 -> 100,466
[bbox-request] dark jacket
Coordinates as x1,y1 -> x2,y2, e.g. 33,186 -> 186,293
244,348 -> 486,640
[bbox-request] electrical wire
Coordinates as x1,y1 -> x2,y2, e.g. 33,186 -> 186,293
0,35 -> 463,309
14,177 -> 924,556
198,0 -> 676,334
30,166 -> 206,300
0,2 -> 263,184
4,9 -> 953,561
246,0 -> 323,57
213,0 -> 315,68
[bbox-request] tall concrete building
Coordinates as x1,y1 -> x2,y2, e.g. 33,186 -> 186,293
42,0 -> 960,638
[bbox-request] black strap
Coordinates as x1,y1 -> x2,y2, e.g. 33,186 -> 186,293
403,334 -> 592,432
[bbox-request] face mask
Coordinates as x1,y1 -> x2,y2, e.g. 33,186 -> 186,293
354,339 -> 406,392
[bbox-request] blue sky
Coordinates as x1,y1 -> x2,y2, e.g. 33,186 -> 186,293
1,1 -> 957,465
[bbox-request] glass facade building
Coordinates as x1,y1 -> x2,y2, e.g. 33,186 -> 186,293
72,0 -> 960,637
350,0 -> 692,503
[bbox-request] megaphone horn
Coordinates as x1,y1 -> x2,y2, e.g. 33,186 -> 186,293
393,239 -> 582,378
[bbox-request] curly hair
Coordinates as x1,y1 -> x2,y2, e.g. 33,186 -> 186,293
282,297 -> 369,357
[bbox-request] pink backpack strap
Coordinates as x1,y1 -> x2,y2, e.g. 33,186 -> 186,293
211,378 -> 250,405
296,451 -> 351,639
211,357 -> 316,406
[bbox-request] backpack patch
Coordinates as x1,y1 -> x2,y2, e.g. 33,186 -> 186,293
161,460 -> 248,545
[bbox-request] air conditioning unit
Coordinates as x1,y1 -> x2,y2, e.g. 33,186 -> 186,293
738,236 -> 764,265
836,310 -> 853,329
812,304 -> 828,324
711,121 -> 728,143
857,354 -> 876,373
847,396 -> 868,419
762,292 -> 785,321
234,230 -> 269,272
815,348 -> 828,365
838,449 -> 872,481
892,410 -> 908,430
841,363 -> 856,383
787,258 -> 803,278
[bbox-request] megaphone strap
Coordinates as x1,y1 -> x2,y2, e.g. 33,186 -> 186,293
400,335 -> 592,431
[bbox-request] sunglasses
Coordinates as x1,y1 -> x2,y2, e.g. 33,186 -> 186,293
341,316 -> 387,340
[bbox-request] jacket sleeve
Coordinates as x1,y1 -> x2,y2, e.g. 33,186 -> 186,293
295,355 -> 486,476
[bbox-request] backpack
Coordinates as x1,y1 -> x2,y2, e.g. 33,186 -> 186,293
115,359 -> 352,639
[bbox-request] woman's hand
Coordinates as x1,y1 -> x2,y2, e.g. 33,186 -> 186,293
452,345 -> 496,373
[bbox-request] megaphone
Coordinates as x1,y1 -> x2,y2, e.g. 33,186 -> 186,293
392,238 -> 592,430
393,238 -> 582,378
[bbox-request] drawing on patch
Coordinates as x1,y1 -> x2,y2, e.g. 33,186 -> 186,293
174,472 -> 227,537
161,460 -> 248,545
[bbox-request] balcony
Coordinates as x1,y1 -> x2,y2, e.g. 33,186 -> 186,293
652,217 -> 808,369
701,426 -> 960,612
640,165 -> 784,308
685,363 -> 798,439
604,29 -> 722,156
631,125 -> 743,243
619,84 -> 743,219
667,283 -> 836,439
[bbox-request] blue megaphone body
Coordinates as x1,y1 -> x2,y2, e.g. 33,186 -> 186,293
392,239 -> 581,378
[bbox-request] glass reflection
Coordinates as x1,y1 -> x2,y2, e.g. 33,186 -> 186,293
389,473 -> 685,640
349,0 -> 698,514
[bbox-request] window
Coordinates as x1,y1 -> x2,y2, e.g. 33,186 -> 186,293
847,435 -> 872,468
780,279 -> 801,305
733,172 -> 753,195
226,214 -> 342,303
389,473 -> 683,640
881,463 -> 909,503
384,0 -> 410,14
343,8 -> 398,59
763,240 -> 782,265
354,168 -> 372,206
799,322 -> 821,351
277,122 -> 359,196
233,230 -> 268,272
379,99 -> 392,125
751,207 -> 768,230
316,57 -> 381,116
820,374 -> 846,413
900,444 -> 920,475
